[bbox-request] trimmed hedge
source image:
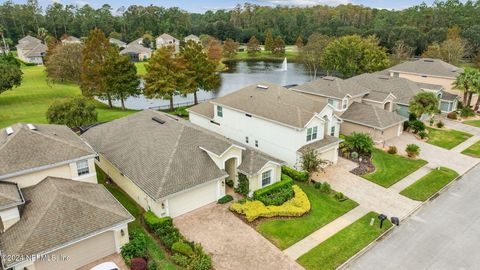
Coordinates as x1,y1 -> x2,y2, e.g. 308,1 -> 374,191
217,195 -> 233,204
172,241 -> 195,257
282,166 -> 309,182
230,185 -> 311,222
253,174 -> 293,198
252,174 -> 294,206
144,211 -> 172,231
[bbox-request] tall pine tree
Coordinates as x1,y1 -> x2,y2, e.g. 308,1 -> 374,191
264,30 -> 274,52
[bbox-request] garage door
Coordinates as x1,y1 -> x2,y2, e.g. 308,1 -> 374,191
35,231 -> 116,270
168,180 -> 219,218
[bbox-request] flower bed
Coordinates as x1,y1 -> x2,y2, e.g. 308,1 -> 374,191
230,185 -> 311,222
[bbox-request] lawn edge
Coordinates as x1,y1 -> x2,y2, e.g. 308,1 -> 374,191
399,167 -> 459,201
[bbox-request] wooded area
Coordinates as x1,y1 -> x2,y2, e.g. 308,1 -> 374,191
1,0 -> 480,56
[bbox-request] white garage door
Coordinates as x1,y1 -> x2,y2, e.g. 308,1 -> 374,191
168,180 -> 219,218
35,231 -> 116,270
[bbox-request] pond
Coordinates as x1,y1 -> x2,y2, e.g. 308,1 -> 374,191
106,60 -> 312,110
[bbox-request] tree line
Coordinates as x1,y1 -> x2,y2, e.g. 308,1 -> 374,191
1,0 -> 480,56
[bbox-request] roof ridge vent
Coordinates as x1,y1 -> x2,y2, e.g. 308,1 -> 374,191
27,123 -> 37,130
257,84 -> 269,90
323,76 -> 335,81
152,116 -> 166,124
5,127 -> 14,136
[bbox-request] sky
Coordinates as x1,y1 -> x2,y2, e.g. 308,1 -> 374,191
13,0 -> 442,13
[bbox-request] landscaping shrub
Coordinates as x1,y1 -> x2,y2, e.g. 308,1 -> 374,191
282,166 -> 309,182
217,195 -> 233,204
334,192 -> 347,202
174,106 -> 189,118
350,151 -> 359,159
461,107 -> 475,118
447,111 -> 458,119
234,173 -> 249,196
319,182 -> 332,194
121,231 -> 148,262
406,144 -> 421,158
172,241 -> 195,257
225,178 -> 234,187
147,260 -> 158,270
255,186 -> 294,206
253,174 -> 293,197
418,131 -> 428,139
144,211 -> 172,231
130,258 -> 147,270
429,118 -> 435,126
230,185 -> 311,222
344,132 -> 374,155
190,253 -> 212,270
387,146 -> 397,154
314,182 -> 322,189
171,254 -> 189,267
409,120 -> 425,134
436,120 -> 445,128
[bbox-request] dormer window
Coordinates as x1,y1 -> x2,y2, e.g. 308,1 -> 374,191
306,126 -> 318,142
217,106 -> 223,117
342,98 -> 348,110
76,160 -> 90,176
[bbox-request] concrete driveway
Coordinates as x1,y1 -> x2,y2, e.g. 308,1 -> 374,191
174,203 -> 303,270
346,164 -> 480,270
313,158 -> 420,219
385,133 -> 479,175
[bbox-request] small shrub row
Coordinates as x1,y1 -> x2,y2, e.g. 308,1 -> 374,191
121,231 -> 148,263
143,211 -> 212,270
334,192 -> 348,201
230,185 -> 311,222
217,195 -> 233,204
313,182 -> 331,194
282,166 -> 309,182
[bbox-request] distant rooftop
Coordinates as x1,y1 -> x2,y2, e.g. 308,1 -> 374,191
389,58 -> 463,79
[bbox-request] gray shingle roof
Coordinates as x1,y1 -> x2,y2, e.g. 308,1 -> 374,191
82,110 -> 280,200
110,38 -> 126,47
441,91 -> 459,101
16,36 -> 42,50
212,83 -> 328,128
23,43 -> 47,57
158,33 -> 178,41
292,76 -> 370,99
188,101 -> 214,119
389,58 -> 463,79
0,182 -> 24,210
340,102 -> 407,129
0,177 -> 133,268
0,124 -> 96,179
120,44 -> 151,55
298,135 -> 342,154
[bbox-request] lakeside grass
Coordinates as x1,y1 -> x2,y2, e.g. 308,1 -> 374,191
0,65 -> 137,128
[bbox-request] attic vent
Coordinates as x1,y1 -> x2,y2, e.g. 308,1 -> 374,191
379,76 -> 390,80
152,117 -> 166,124
27,123 -> 37,130
257,85 -> 269,90
323,76 -> 335,81
423,59 -> 434,62
5,127 -> 14,136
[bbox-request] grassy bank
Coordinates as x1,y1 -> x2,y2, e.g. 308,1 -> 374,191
0,65 -> 136,128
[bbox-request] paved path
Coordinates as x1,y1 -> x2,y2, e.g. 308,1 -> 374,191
441,117 -> 480,136
284,206 -> 370,260
389,165 -> 432,193
346,164 -> 480,270
174,203 -> 303,270
451,135 -> 480,152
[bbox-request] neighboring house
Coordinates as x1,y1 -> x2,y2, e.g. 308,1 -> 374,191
292,76 -> 407,143
60,35 -> 81,45
0,124 -> 133,270
15,35 -> 46,64
388,58 -> 463,94
82,110 -> 283,218
184,34 -> 200,43
110,37 -> 127,49
127,37 -> 144,47
188,83 -> 343,168
120,44 -> 152,62
156,33 -> 180,52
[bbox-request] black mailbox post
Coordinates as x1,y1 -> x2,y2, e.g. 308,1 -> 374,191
378,214 -> 387,228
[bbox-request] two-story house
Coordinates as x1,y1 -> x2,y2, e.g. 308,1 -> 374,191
188,83 -> 343,168
0,123 -> 133,270
156,33 -> 180,52
15,35 -> 47,65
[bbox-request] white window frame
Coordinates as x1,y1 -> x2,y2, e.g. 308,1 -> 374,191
255,140 -> 259,147
306,126 -> 318,142
76,160 -> 90,176
261,170 -> 272,187
217,106 -> 223,117
342,98 -> 348,110
330,126 -> 335,136
245,136 -> 249,143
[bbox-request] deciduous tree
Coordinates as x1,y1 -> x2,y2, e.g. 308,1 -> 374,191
300,33 -> 330,80
391,40 -> 414,65
45,43 -> 83,83
295,36 -> 303,49
223,38 -> 239,57
273,36 -> 285,55
246,36 -> 260,55
264,30 -> 274,52
206,38 -> 223,63
0,53 -> 22,94
46,96 -> 97,128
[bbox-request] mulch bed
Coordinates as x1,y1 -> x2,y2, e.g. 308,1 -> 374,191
338,150 -> 375,176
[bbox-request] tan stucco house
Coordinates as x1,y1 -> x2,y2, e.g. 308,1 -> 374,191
15,35 -> 46,65
0,123 -> 133,270
82,110 -> 283,218
156,33 -> 180,52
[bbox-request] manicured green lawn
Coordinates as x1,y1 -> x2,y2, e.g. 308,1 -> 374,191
0,65 -> 137,128
363,149 -> 428,188
462,140 -> 480,158
426,127 -> 473,150
96,166 -> 182,270
256,182 -> 358,250
463,119 -> 480,128
400,167 -> 459,201
297,212 -> 392,270
134,61 -> 147,76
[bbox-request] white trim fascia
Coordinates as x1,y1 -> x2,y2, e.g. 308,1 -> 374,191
199,144 -> 246,159
0,154 -> 97,181
388,69 -> 458,80
238,160 -> 282,178
156,175 -> 228,202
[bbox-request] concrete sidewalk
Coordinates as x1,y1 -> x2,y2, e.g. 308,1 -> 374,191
389,164 -> 432,193
284,206 -> 370,260
451,135 -> 479,153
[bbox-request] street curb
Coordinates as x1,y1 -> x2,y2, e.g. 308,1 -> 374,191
337,161 -> 480,270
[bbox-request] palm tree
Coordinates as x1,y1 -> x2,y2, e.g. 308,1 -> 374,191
453,68 -> 480,107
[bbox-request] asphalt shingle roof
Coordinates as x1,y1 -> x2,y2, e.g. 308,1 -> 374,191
389,58 -> 463,79
23,43 -> 47,57
340,102 -> 407,129
0,177 -> 133,268
210,83 -> 328,128
120,44 -> 151,55
298,135 -> 343,154
0,124 -> 95,179
82,110 -> 279,200
0,182 -> 23,210
292,76 -> 370,99
188,101 -> 215,119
